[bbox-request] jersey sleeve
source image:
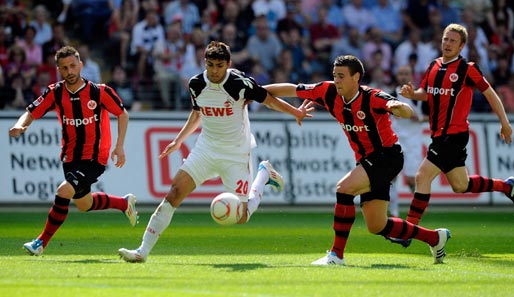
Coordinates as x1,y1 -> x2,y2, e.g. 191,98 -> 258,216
100,85 -> 125,116
296,82 -> 329,106
27,85 -> 56,119
240,73 -> 267,103
466,62 -> 491,92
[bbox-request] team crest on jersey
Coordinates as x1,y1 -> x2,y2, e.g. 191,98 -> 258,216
87,100 -> 97,110
223,98 -> 234,107
449,73 -> 458,82
356,110 -> 366,120
33,96 -> 44,106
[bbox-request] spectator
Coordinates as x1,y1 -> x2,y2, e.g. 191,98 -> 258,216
108,64 -> 140,111
152,22 -> 185,109
42,22 -> 68,62
362,27 -> 393,76
246,15 -> 282,75
371,0 -> 404,47
401,0 -> 435,34
5,45 -> 35,87
129,7 -> 165,81
163,0 -> 200,35
218,22 -> 250,72
38,49 -> 59,83
310,0 -> 344,30
251,0 -> 286,32
107,0 -> 139,68
0,72 -> 34,110
437,0 -> 461,27
460,0 -> 495,42
342,0 -> 376,34
331,26 -> 363,62
179,44 -> 203,104
29,5 -> 52,46
309,6 -> 339,74
77,44 -> 101,83
70,0 -> 113,43
32,69 -> 51,98
0,26 -> 9,69
393,27 -> 431,75
276,3 -> 303,40
16,26 -> 42,72
281,27 -> 311,82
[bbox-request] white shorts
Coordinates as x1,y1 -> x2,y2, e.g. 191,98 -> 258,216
181,148 -> 254,202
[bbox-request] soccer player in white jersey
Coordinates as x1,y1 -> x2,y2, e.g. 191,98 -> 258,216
118,41 -> 314,262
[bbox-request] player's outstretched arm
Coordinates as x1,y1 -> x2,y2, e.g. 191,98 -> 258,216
483,87 -> 513,144
9,111 -> 34,137
386,100 -> 414,119
262,94 -> 315,126
111,109 -> 129,168
159,110 -> 202,159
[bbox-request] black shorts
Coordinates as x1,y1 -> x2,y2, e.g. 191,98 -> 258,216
63,160 -> 106,198
427,132 -> 468,173
359,144 -> 404,203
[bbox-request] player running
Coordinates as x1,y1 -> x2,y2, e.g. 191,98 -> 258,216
9,46 -> 138,256
389,23 -> 514,248
265,55 -> 450,265
118,41 -> 313,263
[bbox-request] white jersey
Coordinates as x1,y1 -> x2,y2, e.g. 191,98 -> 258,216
188,68 -> 268,160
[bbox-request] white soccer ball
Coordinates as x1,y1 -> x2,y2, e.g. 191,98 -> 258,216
210,192 -> 242,226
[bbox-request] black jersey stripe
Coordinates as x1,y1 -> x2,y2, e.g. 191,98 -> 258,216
53,83 -> 67,160
360,89 -> 382,153
441,60 -> 469,136
90,83 -> 101,162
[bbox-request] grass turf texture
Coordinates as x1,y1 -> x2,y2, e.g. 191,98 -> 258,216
1,208 -> 514,296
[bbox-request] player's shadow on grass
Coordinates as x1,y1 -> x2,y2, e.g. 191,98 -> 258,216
207,263 -> 269,271
38,258 -> 120,264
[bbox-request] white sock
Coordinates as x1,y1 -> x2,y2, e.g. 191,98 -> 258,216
389,182 -> 399,217
246,171 -> 267,218
139,199 -> 175,256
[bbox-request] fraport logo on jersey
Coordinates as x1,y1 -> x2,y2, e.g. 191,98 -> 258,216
341,123 -> 370,132
62,114 -> 99,127
426,86 -> 455,96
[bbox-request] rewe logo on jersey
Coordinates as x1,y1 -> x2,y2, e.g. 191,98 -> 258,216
199,106 -> 234,117
62,114 -> 99,127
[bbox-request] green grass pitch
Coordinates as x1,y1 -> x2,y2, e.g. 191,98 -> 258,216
1,207 -> 514,296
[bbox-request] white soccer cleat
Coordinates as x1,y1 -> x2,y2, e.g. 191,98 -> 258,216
118,248 -> 146,263
430,228 -> 451,264
123,193 -> 139,227
311,251 -> 345,266
23,239 -> 44,256
258,160 -> 284,192
504,176 -> 514,202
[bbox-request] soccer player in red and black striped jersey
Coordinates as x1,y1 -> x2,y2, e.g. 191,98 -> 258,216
398,24 -> 513,243
9,46 -> 139,256
265,55 -> 451,265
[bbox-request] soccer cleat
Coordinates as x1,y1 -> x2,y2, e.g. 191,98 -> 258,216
23,239 -> 44,256
118,248 -> 146,263
258,160 -> 284,192
124,193 -> 139,227
311,251 -> 345,266
385,236 -> 412,248
430,228 -> 451,264
504,176 -> 514,202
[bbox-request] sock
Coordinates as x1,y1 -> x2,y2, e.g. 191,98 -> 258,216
38,196 -> 70,248
389,181 -> 399,217
139,199 -> 175,257
406,192 -> 430,225
466,175 -> 509,193
379,217 -> 439,246
331,193 -> 356,259
246,177 -> 266,218
88,192 -> 128,211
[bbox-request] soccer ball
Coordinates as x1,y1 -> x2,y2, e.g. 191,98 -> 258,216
210,192 -> 242,226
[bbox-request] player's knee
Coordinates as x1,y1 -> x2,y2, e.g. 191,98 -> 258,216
164,188 -> 181,208
451,183 -> 467,193
56,181 -> 75,198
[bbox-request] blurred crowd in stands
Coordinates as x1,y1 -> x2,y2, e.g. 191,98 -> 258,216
0,0 -> 513,113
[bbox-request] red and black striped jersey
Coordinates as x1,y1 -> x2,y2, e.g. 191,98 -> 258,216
27,79 -> 125,165
420,56 -> 490,137
296,82 -> 398,162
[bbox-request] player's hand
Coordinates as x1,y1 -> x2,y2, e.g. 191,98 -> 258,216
296,100 -> 315,126
159,141 -> 180,159
9,126 -> 27,137
399,82 -> 415,99
111,146 -> 126,168
500,124 -> 513,144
